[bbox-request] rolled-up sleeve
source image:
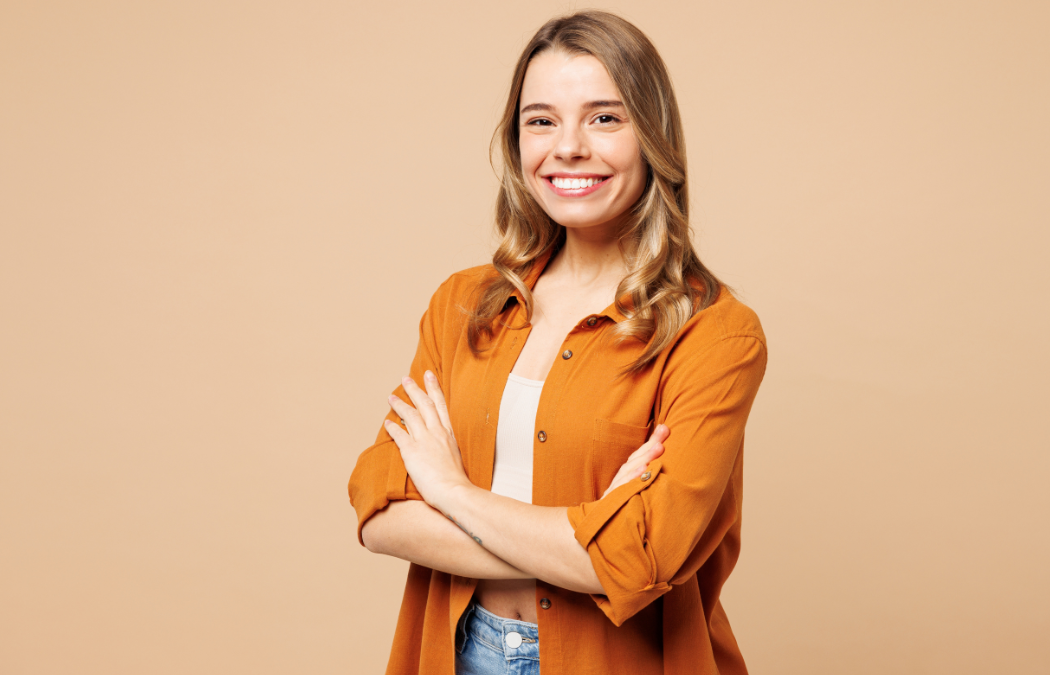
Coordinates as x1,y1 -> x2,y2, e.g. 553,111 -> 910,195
565,334 -> 767,626
347,277 -> 453,547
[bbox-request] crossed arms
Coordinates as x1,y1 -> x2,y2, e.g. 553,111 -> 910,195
361,371 -> 669,594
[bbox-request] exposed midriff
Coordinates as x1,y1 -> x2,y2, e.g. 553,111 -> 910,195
474,579 -> 538,623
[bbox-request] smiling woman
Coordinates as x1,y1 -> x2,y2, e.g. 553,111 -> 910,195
517,52 -> 648,231
349,10 -> 767,675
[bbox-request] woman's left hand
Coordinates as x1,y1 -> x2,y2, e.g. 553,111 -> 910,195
385,370 -> 471,508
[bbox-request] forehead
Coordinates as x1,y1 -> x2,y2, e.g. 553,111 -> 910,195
519,51 -> 619,109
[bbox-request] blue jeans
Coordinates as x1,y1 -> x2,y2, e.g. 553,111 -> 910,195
454,601 -> 540,675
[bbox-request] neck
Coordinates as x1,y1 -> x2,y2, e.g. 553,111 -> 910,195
548,224 -> 628,286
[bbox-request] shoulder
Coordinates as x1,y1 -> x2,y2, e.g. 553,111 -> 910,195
666,285 -> 766,364
429,263 -> 498,304
419,263 -> 499,326
700,285 -> 766,345
446,263 -> 499,290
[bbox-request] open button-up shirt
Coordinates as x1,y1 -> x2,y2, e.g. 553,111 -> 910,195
349,246 -> 768,674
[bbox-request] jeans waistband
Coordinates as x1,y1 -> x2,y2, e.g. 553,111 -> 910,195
456,601 -> 539,658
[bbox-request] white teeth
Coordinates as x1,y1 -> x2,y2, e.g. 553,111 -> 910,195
551,176 -> 603,189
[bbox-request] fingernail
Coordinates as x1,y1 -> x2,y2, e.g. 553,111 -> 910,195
425,370 -> 434,380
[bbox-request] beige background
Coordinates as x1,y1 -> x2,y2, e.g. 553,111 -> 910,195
1,1 -> 1047,673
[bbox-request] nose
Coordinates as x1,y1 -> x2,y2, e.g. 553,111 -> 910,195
553,124 -> 589,161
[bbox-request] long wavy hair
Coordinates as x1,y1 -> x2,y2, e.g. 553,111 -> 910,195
466,10 -> 723,377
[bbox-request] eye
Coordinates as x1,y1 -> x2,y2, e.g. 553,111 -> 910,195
595,114 -> 621,124
525,118 -> 553,127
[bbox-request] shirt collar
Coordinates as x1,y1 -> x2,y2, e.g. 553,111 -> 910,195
502,245 -> 633,324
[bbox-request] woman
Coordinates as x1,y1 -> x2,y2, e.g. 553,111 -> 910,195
349,10 -> 767,675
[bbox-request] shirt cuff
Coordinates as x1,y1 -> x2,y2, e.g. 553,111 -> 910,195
565,459 -> 671,625
348,441 -> 423,547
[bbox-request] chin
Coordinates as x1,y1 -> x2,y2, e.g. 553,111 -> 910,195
552,216 -> 615,231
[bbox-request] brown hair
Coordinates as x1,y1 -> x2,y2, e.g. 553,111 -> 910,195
467,9 -> 723,376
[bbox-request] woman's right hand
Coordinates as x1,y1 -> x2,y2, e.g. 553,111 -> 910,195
601,424 -> 670,498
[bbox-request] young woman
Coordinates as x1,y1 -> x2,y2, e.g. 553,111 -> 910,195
349,10 -> 767,675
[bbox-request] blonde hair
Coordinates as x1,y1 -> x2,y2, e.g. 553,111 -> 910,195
467,10 -> 722,376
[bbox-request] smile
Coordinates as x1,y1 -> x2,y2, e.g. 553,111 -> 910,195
544,175 -> 611,197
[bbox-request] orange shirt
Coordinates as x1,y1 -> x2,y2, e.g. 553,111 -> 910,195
348,245 -> 768,674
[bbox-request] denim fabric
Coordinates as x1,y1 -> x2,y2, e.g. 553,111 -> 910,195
454,601 -> 540,675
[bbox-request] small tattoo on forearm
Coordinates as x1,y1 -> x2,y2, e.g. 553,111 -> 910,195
443,510 -> 482,545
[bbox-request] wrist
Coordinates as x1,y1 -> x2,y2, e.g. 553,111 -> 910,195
433,481 -> 486,547
435,478 -> 477,514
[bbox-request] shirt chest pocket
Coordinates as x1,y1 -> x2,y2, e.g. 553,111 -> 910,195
589,418 -> 654,500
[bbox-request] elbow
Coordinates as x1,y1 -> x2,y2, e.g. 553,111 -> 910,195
577,564 -> 606,596
562,568 -> 605,595
582,580 -> 606,596
579,545 -> 673,625
360,514 -> 386,554
595,578 -> 673,627
566,527 -> 608,594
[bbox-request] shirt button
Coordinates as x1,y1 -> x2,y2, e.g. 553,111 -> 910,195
540,598 -> 551,610
641,471 -> 652,481
537,430 -> 547,442
586,317 -> 597,326
562,349 -> 573,359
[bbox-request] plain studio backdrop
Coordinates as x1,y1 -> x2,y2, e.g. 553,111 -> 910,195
1,1 -> 1047,673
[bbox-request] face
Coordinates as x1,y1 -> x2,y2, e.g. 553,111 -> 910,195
518,50 -> 648,234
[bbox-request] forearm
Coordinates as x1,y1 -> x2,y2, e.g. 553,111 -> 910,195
362,499 -> 532,580
436,484 -> 604,594
378,371 -> 603,593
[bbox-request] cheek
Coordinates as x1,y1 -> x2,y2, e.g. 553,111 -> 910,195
626,156 -> 648,199
618,145 -> 648,199
517,139 -> 548,203
598,139 -> 645,186
518,136 -> 546,176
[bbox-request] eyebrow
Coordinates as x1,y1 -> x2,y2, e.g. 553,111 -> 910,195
520,100 -> 625,114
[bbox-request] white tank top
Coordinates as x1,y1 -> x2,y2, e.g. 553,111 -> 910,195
490,372 -> 543,504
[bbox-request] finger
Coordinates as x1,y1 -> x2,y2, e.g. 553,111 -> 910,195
383,418 -> 410,446
603,457 -> 644,499
602,467 -> 627,498
623,425 -> 669,461
423,370 -> 453,433
388,394 -> 425,438
625,436 -> 655,460
625,430 -> 664,461
641,444 -> 665,468
643,441 -> 665,463
401,376 -> 444,431
621,442 -> 664,475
